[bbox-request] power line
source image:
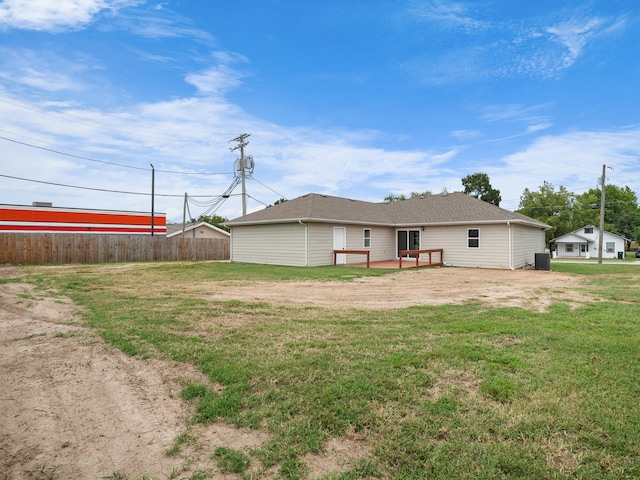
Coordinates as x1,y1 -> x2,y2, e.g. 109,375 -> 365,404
188,176 -> 243,217
246,194 -> 269,206
250,176 -> 287,200
0,173 -> 217,198
0,134 -> 230,176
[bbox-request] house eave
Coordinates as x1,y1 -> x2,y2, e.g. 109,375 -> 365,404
226,217 -> 549,229
393,219 -> 549,229
225,217 -> 391,227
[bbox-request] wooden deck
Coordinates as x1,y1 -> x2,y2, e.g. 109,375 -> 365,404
337,248 -> 444,269
346,259 -> 443,269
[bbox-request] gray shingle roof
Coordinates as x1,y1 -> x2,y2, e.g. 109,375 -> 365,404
226,192 -> 549,228
166,222 -> 197,235
166,221 -> 230,237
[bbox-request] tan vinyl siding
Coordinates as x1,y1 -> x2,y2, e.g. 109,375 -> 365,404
512,224 -> 546,268
344,225 -> 395,263
230,223 -> 307,266
306,224 -> 397,266
307,223 -> 333,266
230,220 -> 546,269
422,224 -> 510,269
370,227 -> 397,262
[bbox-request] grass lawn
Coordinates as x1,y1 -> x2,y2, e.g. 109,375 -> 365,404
27,262 -> 640,479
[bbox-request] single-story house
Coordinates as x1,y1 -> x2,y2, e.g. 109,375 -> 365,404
551,226 -> 628,259
225,192 -> 550,269
166,221 -> 230,240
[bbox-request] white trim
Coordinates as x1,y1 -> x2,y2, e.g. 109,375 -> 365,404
507,222 -> 513,270
300,220 -> 308,266
467,228 -> 480,248
363,228 -> 371,248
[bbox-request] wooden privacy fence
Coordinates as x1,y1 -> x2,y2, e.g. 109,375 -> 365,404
0,233 -> 229,264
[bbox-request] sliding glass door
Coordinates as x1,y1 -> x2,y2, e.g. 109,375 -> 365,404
397,230 -> 420,257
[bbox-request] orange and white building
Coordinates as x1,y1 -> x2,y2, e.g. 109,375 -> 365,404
0,203 -> 166,235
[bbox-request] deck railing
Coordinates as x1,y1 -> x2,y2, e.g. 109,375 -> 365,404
398,249 -> 443,268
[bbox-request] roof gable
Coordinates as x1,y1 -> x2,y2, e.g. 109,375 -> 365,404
552,225 -> 630,243
552,233 -> 593,243
166,221 -> 230,238
226,192 -> 548,228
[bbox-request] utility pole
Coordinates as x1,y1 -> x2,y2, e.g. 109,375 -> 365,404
230,133 -> 252,216
150,163 -> 155,237
597,164 -> 606,264
182,192 -> 187,240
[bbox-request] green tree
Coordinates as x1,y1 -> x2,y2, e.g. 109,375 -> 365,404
195,214 -> 230,232
384,191 -> 432,202
384,193 -> 408,202
517,181 -> 577,244
461,172 -> 501,206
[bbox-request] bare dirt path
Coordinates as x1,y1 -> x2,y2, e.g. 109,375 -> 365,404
0,271 -> 268,479
0,264 -> 585,479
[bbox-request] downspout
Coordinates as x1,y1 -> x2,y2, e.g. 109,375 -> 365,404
299,220 -> 308,266
507,221 -> 514,270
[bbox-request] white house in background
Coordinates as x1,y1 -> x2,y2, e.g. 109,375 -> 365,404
225,192 -> 550,269
551,225 -> 628,259
166,221 -> 230,240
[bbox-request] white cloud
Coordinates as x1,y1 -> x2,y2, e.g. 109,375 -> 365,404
450,129 -> 481,140
0,48 -> 85,92
525,123 -> 553,134
115,7 -> 215,43
0,0 -> 139,32
3,81 -> 640,220
402,2 -> 628,83
407,0 -> 489,32
493,128 -> 640,209
185,65 -> 248,96
545,15 -> 625,70
481,103 -> 551,123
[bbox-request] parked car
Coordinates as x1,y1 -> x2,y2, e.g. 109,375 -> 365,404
636,247 -> 640,258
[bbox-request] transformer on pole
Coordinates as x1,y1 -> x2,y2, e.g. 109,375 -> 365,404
230,133 -> 254,216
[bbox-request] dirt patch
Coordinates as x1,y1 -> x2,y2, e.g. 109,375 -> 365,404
0,264 -> 587,479
0,277 -> 266,479
205,267 -> 585,312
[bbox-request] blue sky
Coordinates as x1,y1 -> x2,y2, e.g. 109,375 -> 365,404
1,0 -> 639,222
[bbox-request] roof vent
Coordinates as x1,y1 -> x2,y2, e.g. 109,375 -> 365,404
32,201 -> 53,207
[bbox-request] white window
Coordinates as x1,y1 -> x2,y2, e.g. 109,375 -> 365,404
606,242 -> 615,253
584,227 -> 593,234
566,244 -> 574,253
468,229 -> 479,248
363,228 -> 371,248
